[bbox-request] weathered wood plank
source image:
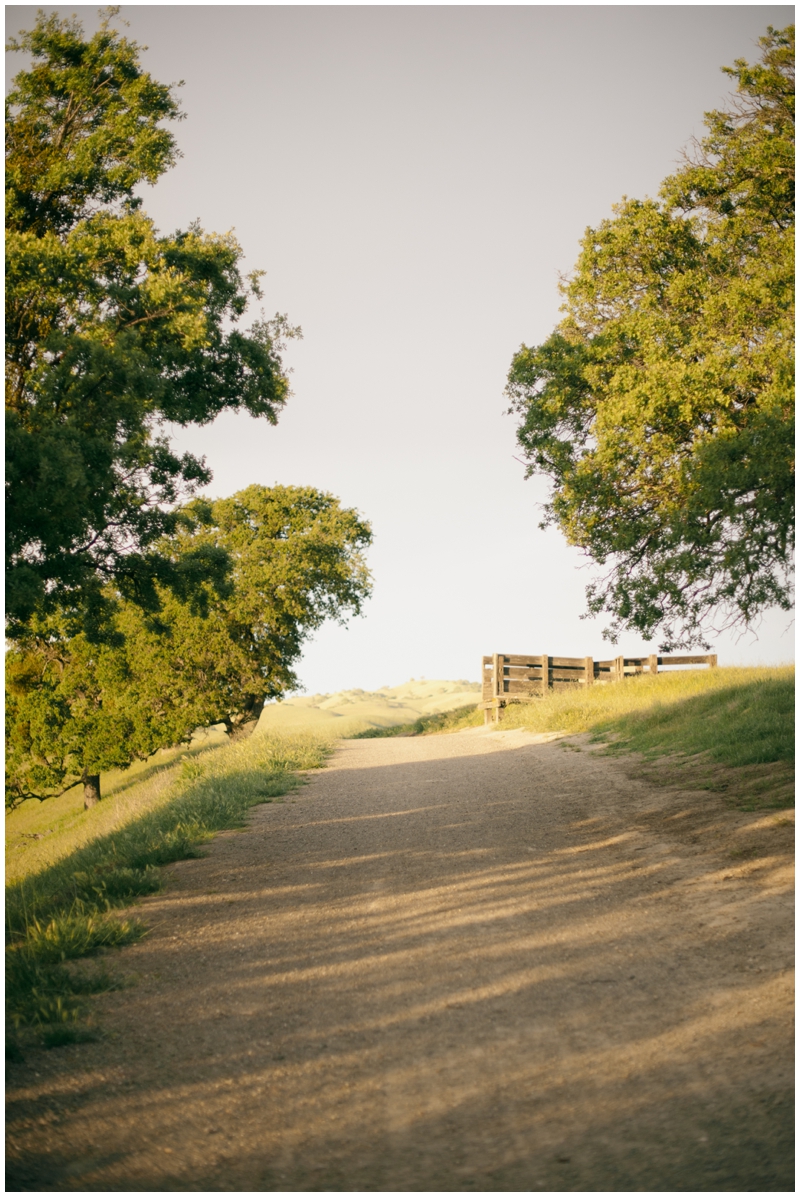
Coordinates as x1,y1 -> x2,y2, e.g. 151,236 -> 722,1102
482,657 -> 494,703
660,655 -> 717,666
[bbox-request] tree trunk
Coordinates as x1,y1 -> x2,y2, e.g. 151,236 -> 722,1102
83,774 -> 101,809
230,719 -> 258,741
224,697 -> 266,740
226,717 -> 259,741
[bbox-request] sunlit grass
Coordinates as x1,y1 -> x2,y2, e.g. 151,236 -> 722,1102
497,666 -> 793,759
6,728 -> 333,1045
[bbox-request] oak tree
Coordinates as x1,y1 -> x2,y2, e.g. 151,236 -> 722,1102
506,27 -> 794,649
118,485 -> 373,740
6,10 -> 297,637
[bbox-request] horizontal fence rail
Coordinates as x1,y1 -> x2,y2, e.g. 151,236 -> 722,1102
481,652 -> 717,723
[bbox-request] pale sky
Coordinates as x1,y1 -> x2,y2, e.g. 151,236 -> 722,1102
7,5 -> 795,692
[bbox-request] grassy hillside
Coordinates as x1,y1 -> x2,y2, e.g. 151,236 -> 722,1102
6,726 -> 228,888
6,729 -> 332,1051
256,678 -> 481,736
496,664 -> 793,760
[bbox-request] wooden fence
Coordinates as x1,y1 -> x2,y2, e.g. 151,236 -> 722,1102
481,652 -> 717,723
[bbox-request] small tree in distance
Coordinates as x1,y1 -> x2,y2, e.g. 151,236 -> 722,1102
121,485 -> 374,739
5,486 -> 373,809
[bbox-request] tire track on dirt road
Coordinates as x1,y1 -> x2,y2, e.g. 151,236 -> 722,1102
6,727 -> 794,1191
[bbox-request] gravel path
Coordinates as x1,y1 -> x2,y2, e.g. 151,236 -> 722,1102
6,728 -> 794,1191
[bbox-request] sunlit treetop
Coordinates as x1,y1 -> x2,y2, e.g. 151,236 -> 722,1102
6,7 -> 182,235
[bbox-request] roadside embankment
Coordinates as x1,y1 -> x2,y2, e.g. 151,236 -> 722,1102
6,729 -> 332,1051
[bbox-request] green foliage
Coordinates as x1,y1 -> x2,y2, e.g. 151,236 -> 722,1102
21,911 -> 146,966
119,485 -> 374,738
6,918 -> 143,1034
5,485 -> 371,807
506,27 -> 794,649
6,728 -> 331,1042
5,8 -> 180,235
5,630 -> 158,806
6,10 -> 297,635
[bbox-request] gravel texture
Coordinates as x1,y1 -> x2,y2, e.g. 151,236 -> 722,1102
6,727 -> 794,1191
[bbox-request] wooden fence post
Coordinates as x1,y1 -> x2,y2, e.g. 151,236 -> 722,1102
708,654 -> 718,668
615,655 -> 625,682
648,654 -> 658,675
541,653 -> 549,696
584,657 -> 594,687
492,653 -> 501,722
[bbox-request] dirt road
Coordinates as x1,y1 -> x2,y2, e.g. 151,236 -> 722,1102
6,728 -> 794,1191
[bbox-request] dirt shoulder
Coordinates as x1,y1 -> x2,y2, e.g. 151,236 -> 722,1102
6,728 -> 794,1191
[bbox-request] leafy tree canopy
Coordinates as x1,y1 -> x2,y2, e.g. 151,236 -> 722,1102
6,9 -> 298,637
6,486 -> 372,809
506,26 -> 794,649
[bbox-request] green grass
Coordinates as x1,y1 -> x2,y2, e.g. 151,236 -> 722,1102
6,729 -> 332,1049
495,666 -> 792,758
5,727 -> 230,887
594,674 -> 793,767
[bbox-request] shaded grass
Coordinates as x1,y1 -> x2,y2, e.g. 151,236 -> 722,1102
5,726 -> 229,887
595,675 -> 793,767
6,730 -> 332,1048
350,704 -> 484,738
